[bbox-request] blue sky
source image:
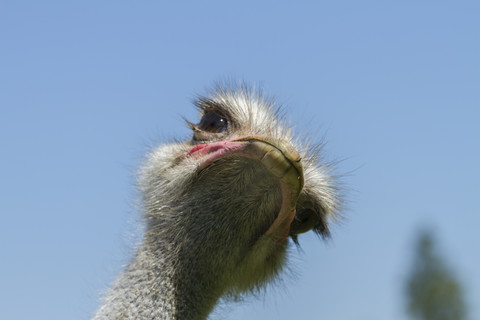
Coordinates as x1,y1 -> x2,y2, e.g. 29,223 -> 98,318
1,1 -> 479,319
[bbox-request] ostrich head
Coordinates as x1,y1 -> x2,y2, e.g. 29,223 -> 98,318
94,85 -> 339,320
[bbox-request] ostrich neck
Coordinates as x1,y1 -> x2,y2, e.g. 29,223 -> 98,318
93,237 -> 221,320
94,156 -> 290,319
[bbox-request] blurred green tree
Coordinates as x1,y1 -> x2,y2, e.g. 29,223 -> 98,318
406,230 -> 467,320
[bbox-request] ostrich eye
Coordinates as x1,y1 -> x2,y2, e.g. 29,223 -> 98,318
198,112 -> 228,133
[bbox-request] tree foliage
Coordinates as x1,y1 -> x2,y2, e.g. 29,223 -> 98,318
406,230 -> 467,320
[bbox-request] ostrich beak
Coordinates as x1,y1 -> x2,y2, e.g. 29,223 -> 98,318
234,137 -> 304,242
187,137 -> 304,242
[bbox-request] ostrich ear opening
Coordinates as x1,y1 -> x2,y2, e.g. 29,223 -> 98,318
290,192 -> 331,244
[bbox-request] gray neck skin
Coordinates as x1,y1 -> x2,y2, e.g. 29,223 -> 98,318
93,233 -> 221,320
94,157 -> 288,320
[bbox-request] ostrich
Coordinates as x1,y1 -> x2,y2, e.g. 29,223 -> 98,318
93,86 -> 339,319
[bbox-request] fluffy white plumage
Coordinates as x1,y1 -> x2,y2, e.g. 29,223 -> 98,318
94,86 -> 340,320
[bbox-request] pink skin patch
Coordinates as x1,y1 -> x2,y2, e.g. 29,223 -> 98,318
187,140 -> 299,243
187,141 -> 249,168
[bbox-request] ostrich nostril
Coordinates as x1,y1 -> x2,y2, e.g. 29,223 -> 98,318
290,208 -> 320,235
